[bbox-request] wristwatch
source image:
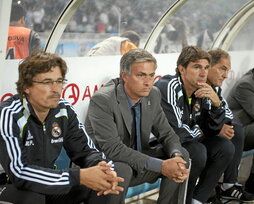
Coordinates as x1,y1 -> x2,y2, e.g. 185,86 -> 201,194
171,152 -> 183,158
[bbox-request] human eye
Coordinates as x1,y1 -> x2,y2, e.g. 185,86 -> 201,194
193,64 -> 201,69
54,79 -> 67,86
41,80 -> 53,85
149,73 -> 155,78
137,73 -> 146,78
205,65 -> 210,70
220,66 -> 227,72
61,79 -> 68,84
55,79 -> 64,84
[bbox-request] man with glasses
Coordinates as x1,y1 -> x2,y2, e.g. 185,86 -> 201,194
0,51 -> 124,204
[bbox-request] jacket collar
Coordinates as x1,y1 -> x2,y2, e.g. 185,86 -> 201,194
22,97 -> 57,124
116,80 -> 133,135
115,78 -> 151,136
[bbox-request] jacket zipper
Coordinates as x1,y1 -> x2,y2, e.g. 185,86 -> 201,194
43,123 -> 46,134
42,122 -> 46,166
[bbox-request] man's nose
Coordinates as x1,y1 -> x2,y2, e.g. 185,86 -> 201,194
222,70 -> 229,78
144,76 -> 153,84
200,68 -> 208,76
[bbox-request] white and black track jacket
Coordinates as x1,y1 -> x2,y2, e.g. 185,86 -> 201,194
155,74 -> 226,144
0,94 -> 106,194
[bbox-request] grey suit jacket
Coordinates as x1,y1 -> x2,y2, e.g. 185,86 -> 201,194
85,78 -> 184,173
227,68 -> 254,126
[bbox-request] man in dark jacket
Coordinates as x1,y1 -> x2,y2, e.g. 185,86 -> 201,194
0,51 -> 123,204
227,68 -> 254,195
207,48 -> 254,202
155,46 -> 234,204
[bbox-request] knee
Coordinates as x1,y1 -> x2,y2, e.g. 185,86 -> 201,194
181,147 -> 190,161
219,138 -> 235,159
185,143 -> 207,170
113,162 -> 133,184
232,124 -> 245,144
191,151 -> 207,170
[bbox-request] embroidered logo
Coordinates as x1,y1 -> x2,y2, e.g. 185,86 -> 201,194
25,130 -> 34,146
51,122 -> 62,138
193,101 -> 201,112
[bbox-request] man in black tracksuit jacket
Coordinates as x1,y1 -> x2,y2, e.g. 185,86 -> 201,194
0,51 -> 123,204
207,49 -> 254,203
155,46 -> 234,204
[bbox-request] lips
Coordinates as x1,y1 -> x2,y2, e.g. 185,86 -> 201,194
48,96 -> 60,101
198,80 -> 206,83
49,93 -> 61,98
142,88 -> 151,92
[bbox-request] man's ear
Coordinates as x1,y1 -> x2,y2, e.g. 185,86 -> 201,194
178,65 -> 185,75
121,71 -> 127,82
24,88 -> 30,95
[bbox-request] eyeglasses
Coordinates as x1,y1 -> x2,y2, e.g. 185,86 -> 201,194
32,79 -> 68,87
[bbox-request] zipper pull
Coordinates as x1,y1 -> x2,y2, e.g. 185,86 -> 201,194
43,123 -> 46,134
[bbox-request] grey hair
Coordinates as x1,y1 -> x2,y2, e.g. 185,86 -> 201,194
208,48 -> 230,67
120,49 -> 157,76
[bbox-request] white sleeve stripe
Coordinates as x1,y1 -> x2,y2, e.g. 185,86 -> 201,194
166,79 -> 201,138
167,79 -> 182,127
222,98 -> 234,119
183,124 -> 201,138
10,174 -> 70,185
0,100 -> 70,185
59,100 -> 106,159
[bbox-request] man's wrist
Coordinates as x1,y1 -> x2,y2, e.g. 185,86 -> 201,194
171,152 -> 183,158
145,157 -> 163,173
212,100 -> 222,107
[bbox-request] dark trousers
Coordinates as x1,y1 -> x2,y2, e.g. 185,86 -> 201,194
243,122 -> 254,177
0,184 -> 108,204
108,155 -> 189,204
244,122 -> 254,151
223,123 -> 244,183
183,135 -> 235,203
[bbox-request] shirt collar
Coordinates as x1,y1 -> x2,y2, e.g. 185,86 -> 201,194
125,91 -> 142,108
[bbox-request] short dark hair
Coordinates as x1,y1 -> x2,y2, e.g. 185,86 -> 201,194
208,48 -> 230,67
10,3 -> 26,22
120,49 -> 157,76
16,51 -> 68,96
176,46 -> 211,73
120,30 -> 140,47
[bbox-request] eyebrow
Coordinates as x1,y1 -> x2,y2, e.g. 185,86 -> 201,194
137,71 -> 155,75
193,63 -> 209,68
221,65 -> 230,70
40,77 -> 64,81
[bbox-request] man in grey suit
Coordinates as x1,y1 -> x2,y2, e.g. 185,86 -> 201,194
85,49 -> 190,204
227,68 -> 254,195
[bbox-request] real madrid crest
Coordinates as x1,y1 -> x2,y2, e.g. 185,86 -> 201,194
193,100 -> 201,112
51,122 -> 62,138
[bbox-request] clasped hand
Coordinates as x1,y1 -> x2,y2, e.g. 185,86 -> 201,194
161,157 -> 189,183
80,161 -> 124,196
